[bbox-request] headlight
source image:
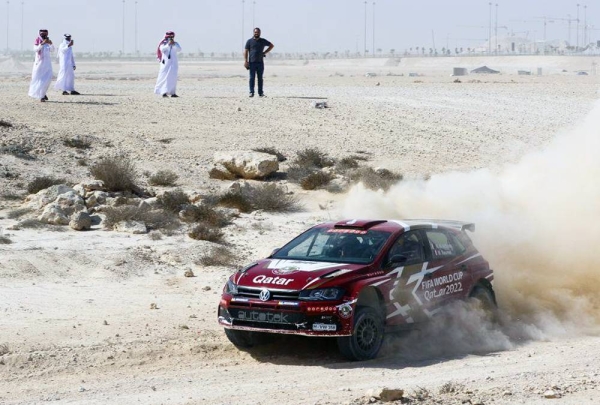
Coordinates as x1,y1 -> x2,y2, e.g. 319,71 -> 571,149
299,287 -> 344,301
225,279 -> 238,295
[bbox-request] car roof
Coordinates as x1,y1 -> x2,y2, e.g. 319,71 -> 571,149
319,219 -> 475,233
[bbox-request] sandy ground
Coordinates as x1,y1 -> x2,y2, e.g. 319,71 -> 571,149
1,57 -> 600,404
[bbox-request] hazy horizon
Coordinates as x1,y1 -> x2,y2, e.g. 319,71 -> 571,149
1,1 -> 596,55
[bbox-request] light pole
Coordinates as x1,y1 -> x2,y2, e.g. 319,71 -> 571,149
6,1 -> 9,54
364,1 -> 367,56
122,0 -> 125,55
494,3 -> 498,54
488,2 -> 492,54
372,2 -> 375,57
576,4 -> 580,49
242,0 -> 245,47
20,1 -> 23,52
584,5 -> 587,46
134,1 -> 138,54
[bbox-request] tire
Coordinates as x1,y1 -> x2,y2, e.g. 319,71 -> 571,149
469,285 -> 498,322
337,306 -> 384,361
224,328 -> 255,348
224,329 -> 274,348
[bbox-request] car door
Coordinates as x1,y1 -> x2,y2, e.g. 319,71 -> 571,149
381,230 -> 431,326
413,228 -> 469,316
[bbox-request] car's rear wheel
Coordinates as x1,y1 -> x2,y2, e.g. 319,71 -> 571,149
337,306 -> 384,361
469,285 -> 498,322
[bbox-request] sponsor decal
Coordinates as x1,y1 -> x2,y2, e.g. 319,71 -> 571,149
337,303 -> 354,319
267,259 -> 342,272
420,271 -> 464,290
231,297 -> 249,303
272,266 -> 300,275
253,275 -> 294,286
420,271 -> 464,302
236,310 -> 290,323
326,229 -> 367,235
312,323 -> 337,332
259,289 -> 271,301
278,301 -> 300,306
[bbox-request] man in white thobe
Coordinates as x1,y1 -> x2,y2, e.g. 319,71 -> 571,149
55,34 -> 80,95
28,29 -> 54,102
154,31 -> 181,98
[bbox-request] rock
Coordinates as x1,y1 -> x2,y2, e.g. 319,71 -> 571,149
69,212 -> 92,231
54,191 -> 86,216
25,184 -> 74,209
313,101 -> 328,109
365,388 -> 404,402
85,190 -> 108,208
214,151 -> 279,179
184,269 -> 195,278
202,286 -> 211,291
543,390 -> 560,399
114,220 -> 147,234
81,180 -> 104,192
38,204 -> 69,225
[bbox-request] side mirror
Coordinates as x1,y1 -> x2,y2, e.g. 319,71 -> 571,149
388,254 -> 408,266
270,248 -> 280,257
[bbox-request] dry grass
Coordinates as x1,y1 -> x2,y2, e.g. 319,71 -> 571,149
63,136 -> 92,149
335,156 -> 361,172
197,246 -> 238,267
294,147 -> 334,169
0,143 -> 34,160
286,164 -> 316,184
0,343 -> 9,355
15,219 -> 50,229
157,189 -> 189,213
300,171 -> 333,190
217,191 -> 253,213
7,208 -> 32,219
0,120 -> 13,128
209,167 -> 237,181
0,192 -> 23,201
26,176 -> 66,194
219,183 -> 300,213
102,206 -> 179,231
0,235 -> 12,244
188,223 -> 225,243
148,231 -> 163,240
252,147 -> 287,162
148,170 -> 179,186
348,167 -> 403,191
89,155 -> 138,192
180,204 -> 230,227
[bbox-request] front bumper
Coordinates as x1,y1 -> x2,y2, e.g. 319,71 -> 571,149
218,295 -> 355,337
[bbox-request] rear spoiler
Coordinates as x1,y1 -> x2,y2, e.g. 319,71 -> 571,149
411,219 -> 475,232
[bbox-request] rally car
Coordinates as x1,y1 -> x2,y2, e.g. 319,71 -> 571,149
218,219 -> 496,361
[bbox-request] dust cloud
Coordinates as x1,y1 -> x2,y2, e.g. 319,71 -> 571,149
343,100 -> 600,350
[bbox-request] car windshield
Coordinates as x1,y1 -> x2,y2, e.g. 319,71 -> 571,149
272,227 -> 392,264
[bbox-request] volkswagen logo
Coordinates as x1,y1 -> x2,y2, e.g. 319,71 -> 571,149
259,289 -> 271,301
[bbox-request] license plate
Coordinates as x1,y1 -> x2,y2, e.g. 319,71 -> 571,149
312,323 -> 337,331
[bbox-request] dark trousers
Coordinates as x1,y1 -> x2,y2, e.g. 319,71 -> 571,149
249,62 -> 265,95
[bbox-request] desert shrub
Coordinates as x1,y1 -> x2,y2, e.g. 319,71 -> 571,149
0,343 -> 9,355
15,219 -> 48,229
0,192 -> 23,201
336,156 -> 360,172
197,246 -> 238,267
209,167 -> 237,180
412,387 -> 431,401
63,136 -> 92,149
77,158 -> 88,166
180,204 -> 229,227
300,171 -> 333,190
252,147 -> 287,162
157,189 -> 189,213
148,170 -> 178,186
26,176 -> 66,194
188,223 -> 224,243
0,235 -> 11,244
157,138 -> 173,144
0,144 -> 34,160
244,183 -> 301,212
286,164 -> 316,184
217,191 -> 253,213
7,208 -> 32,219
102,206 -> 179,231
294,147 -> 334,169
148,231 -> 163,240
348,167 -> 403,191
0,120 -> 13,128
89,155 -> 137,192
439,382 -> 463,395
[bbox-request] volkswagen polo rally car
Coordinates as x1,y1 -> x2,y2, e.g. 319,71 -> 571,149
218,219 -> 496,361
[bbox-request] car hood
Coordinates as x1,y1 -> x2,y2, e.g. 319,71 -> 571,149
234,259 -> 367,291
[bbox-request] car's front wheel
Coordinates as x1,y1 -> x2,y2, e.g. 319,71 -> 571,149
224,328 -> 255,348
337,306 -> 384,361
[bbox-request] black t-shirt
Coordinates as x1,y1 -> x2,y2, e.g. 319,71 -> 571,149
245,37 -> 272,63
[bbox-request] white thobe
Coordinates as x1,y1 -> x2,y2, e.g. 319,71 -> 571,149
55,40 -> 76,91
154,42 -> 181,95
28,42 -> 55,99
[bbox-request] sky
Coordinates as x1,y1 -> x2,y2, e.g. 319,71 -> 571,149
1,1 -> 597,55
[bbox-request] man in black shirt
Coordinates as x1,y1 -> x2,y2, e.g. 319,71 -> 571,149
244,27 -> 274,97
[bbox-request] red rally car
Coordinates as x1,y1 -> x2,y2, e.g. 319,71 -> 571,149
218,219 -> 496,361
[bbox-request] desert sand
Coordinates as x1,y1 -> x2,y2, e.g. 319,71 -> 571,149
1,56 -> 600,404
